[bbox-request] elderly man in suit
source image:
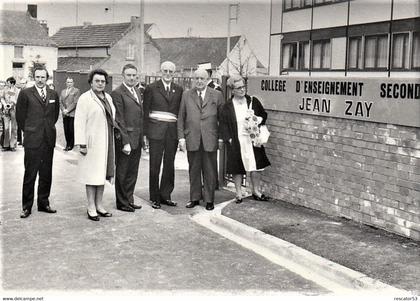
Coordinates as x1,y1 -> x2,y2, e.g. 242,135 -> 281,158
111,64 -> 144,212
16,67 -> 60,218
178,68 -> 224,211
60,77 -> 80,151
143,61 -> 184,209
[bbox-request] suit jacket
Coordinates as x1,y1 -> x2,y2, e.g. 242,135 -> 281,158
60,87 -> 80,117
143,80 -> 183,140
111,84 -> 143,150
178,87 -> 224,152
16,86 -> 60,148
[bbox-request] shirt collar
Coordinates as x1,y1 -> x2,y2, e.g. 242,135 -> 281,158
123,82 -> 135,92
197,86 -> 207,97
161,80 -> 171,90
35,85 -> 46,95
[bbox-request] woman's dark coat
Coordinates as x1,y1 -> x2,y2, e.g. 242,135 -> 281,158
220,94 -> 270,175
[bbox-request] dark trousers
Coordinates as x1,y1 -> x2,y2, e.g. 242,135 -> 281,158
187,140 -> 217,204
22,142 -> 54,211
63,116 -> 74,149
115,139 -> 141,208
149,133 -> 178,202
17,125 -> 22,144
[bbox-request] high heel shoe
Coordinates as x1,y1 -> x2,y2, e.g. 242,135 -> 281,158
87,210 -> 100,221
252,193 -> 269,202
97,210 -> 112,217
235,196 -> 243,204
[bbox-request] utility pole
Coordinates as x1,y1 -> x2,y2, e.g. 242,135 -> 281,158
139,0 -> 144,73
226,3 -> 239,76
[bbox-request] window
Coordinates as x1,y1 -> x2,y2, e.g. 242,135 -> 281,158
364,35 -> 388,69
299,41 -> 310,69
126,43 -> 135,60
348,37 -> 363,69
14,46 -> 23,58
412,32 -> 420,69
282,43 -> 297,70
312,40 -> 331,69
392,33 -> 409,69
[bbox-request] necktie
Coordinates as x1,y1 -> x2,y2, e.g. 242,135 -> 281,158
199,91 -> 203,107
131,88 -> 138,103
40,89 -> 46,102
166,86 -> 170,98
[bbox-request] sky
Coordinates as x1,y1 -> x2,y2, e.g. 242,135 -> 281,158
1,0 -> 271,66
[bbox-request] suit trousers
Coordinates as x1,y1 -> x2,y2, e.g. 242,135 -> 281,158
149,132 -> 178,202
115,139 -> 142,208
22,141 -> 54,211
2,113 -> 17,149
63,115 -> 74,149
187,140 -> 217,204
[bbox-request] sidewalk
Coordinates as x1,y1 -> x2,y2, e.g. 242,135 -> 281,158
219,195 -> 420,294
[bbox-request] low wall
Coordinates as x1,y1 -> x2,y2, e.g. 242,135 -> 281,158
261,110 -> 420,240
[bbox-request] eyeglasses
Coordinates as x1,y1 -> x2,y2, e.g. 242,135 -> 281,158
234,85 -> 246,90
162,69 -> 175,74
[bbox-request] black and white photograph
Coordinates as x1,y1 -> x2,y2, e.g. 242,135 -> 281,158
0,0 -> 419,300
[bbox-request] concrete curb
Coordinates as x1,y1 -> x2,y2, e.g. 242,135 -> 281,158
191,199 -> 407,295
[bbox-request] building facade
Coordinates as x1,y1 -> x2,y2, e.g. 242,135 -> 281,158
252,0 -> 420,240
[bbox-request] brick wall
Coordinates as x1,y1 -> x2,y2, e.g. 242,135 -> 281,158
261,110 -> 420,240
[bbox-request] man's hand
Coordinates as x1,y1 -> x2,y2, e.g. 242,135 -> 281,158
63,109 -> 68,115
122,143 -> 131,155
218,139 -> 224,150
179,139 -> 186,152
143,136 -> 149,150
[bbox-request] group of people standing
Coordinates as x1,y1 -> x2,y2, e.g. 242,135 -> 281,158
15,61 -> 270,221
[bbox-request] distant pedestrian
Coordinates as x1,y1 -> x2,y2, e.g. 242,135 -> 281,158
178,68 -> 225,211
220,74 -> 270,203
1,77 -> 19,151
74,69 -> 115,221
198,62 -> 222,92
16,78 -> 27,146
143,61 -> 183,209
16,67 -> 60,218
60,77 -> 80,151
111,64 -> 144,212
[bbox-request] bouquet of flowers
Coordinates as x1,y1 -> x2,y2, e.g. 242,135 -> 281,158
244,109 -> 263,146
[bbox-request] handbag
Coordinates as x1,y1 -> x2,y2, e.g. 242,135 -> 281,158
250,96 -> 270,146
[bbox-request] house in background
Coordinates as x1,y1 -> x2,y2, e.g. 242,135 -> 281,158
155,35 -> 267,79
0,5 -> 57,80
51,17 -> 161,87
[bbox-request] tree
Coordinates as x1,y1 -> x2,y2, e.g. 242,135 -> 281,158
227,38 -> 257,77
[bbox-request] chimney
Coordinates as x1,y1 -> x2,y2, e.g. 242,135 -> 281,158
27,4 -> 37,19
39,20 -> 49,35
83,21 -> 92,28
131,16 -> 140,27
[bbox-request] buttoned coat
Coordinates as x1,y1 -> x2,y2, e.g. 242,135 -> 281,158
111,84 -> 143,149
74,90 -> 116,185
177,87 -> 224,152
16,86 -> 60,148
60,87 -> 80,117
143,79 -> 183,140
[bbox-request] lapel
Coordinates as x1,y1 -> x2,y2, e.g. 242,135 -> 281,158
90,90 -> 107,115
201,88 -> 210,109
191,88 -> 202,110
45,87 -> 54,107
31,86 -> 46,107
228,98 -> 238,134
121,84 -> 140,107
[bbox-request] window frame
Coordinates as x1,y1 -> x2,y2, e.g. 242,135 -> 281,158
411,31 -> 420,70
311,39 -> 331,70
391,31 -> 410,70
363,34 -> 389,70
14,45 -> 24,59
347,36 -> 363,70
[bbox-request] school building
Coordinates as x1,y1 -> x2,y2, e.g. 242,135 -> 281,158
248,0 -> 420,240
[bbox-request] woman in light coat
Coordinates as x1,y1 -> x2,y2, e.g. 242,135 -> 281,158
74,69 -> 116,221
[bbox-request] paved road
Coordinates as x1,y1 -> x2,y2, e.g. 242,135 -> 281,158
1,147 -> 327,294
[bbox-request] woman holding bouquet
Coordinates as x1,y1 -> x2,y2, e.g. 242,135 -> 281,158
221,74 -> 270,203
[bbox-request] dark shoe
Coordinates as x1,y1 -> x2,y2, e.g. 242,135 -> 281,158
10,148 -> 16,152
252,194 -> 269,201
129,203 -> 142,210
116,205 -> 135,212
161,199 -> 177,206
205,202 -> 214,211
38,205 -> 57,213
97,210 -> 112,217
18,142 -> 22,146
235,197 -> 243,204
151,201 -> 161,209
87,211 -> 100,221
67,147 -> 73,151
20,209 -> 31,218
63,147 -> 69,151
186,200 -> 199,208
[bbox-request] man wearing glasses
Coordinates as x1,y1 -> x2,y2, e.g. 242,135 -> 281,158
143,61 -> 183,209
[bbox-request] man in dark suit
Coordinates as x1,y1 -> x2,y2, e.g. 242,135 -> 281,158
16,67 -> 60,218
111,64 -> 144,212
59,77 -> 80,151
178,68 -> 224,211
143,61 -> 183,209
